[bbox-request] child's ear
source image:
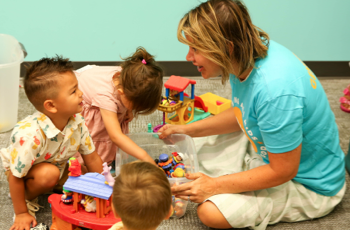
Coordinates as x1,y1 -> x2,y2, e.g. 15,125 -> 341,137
117,88 -> 124,95
43,99 -> 57,114
164,205 -> 174,220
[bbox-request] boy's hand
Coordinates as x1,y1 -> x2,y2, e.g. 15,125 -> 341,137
10,212 -> 37,230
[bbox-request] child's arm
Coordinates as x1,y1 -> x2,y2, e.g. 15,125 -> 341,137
100,108 -> 156,165
82,151 -> 103,173
8,172 -> 37,230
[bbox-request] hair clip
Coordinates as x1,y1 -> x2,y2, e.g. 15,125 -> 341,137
142,59 -> 147,65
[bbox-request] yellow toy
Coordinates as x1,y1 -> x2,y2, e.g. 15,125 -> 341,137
199,92 -> 232,115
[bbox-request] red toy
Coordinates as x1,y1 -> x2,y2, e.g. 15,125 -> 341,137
68,157 -> 81,177
49,194 -> 120,230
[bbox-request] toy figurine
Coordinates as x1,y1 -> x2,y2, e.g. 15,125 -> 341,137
61,188 -> 73,204
173,163 -> 185,170
158,154 -> 174,177
171,168 -> 185,178
102,162 -> 115,187
68,157 -> 81,177
81,195 -> 97,212
171,152 -> 183,165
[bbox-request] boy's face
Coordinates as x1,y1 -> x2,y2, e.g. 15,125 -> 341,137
53,71 -> 83,117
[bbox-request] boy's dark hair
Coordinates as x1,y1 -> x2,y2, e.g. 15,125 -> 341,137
116,47 -> 163,116
112,161 -> 172,230
24,55 -> 74,111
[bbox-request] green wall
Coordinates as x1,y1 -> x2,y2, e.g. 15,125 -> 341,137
1,0 -> 349,62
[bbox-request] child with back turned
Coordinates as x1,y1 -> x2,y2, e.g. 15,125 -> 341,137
0,56 -> 104,230
109,161 -> 173,230
74,47 -> 163,167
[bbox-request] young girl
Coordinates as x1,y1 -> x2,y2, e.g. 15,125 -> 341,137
159,0 -> 345,229
74,47 -> 163,166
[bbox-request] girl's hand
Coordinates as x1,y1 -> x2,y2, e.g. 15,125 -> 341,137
158,124 -> 186,139
10,212 -> 37,230
125,110 -> 134,123
171,172 -> 218,203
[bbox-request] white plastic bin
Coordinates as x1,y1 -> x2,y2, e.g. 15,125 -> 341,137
116,133 -> 199,218
0,34 -> 26,133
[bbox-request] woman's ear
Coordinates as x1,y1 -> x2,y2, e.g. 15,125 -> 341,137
43,100 -> 57,114
227,41 -> 234,55
164,205 -> 174,220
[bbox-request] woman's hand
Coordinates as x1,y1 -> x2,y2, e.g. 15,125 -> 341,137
172,172 -> 218,203
158,124 -> 186,139
10,212 -> 37,230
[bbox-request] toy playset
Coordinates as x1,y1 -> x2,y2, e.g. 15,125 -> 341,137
49,158 -> 120,230
153,75 -> 209,132
153,75 -> 232,132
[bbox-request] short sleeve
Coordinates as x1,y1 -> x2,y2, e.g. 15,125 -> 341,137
78,122 -> 96,155
9,134 -> 42,178
92,93 -> 118,113
256,95 -> 304,153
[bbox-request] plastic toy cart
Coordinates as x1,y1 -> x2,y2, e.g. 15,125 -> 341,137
0,34 -> 27,133
116,133 -> 199,218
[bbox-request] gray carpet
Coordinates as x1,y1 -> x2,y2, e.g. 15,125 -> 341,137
1,76 -> 350,230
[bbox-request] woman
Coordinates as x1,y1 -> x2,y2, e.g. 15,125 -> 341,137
159,0 -> 345,229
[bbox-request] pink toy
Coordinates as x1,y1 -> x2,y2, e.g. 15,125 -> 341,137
102,162 -> 115,187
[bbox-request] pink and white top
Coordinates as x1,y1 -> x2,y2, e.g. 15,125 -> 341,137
74,65 -> 129,165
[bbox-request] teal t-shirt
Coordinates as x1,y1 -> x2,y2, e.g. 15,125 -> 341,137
230,40 -> 345,196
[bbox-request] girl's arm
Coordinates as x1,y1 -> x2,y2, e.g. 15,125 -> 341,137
100,108 -> 155,165
172,144 -> 301,203
82,151 -> 103,173
159,107 -> 241,139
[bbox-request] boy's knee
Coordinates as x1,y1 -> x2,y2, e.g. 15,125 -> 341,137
36,165 -> 60,188
197,201 -> 231,228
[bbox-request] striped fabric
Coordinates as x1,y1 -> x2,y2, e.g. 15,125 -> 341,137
193,132 -> 346,230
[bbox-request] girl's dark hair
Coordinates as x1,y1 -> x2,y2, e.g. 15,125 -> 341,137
116,47 -> 163,116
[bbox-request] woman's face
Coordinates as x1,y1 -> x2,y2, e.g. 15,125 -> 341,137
185,36 -> 223,79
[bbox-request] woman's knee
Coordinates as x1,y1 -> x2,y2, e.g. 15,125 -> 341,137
197,201 -> 231,229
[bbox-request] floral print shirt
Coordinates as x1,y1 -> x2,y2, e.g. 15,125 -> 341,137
0,111 -> 95,178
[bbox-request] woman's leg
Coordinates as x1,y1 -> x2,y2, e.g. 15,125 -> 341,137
197,201 -> 232,229
24,163 -> 60,200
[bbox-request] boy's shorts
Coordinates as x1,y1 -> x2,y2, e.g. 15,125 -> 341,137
5,164 -> 69,192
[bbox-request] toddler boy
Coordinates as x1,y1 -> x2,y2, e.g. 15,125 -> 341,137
110,161 -> 173,230
0,56 -> 103,230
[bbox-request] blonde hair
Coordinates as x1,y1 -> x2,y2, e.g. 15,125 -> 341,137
112,161 -> 171,230
115,47 -> 163,117
177,0 -> 269,83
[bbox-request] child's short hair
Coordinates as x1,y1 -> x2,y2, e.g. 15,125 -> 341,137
24,55 -> 74,111
116,47 -> 163,116
112,161 -> 172,230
